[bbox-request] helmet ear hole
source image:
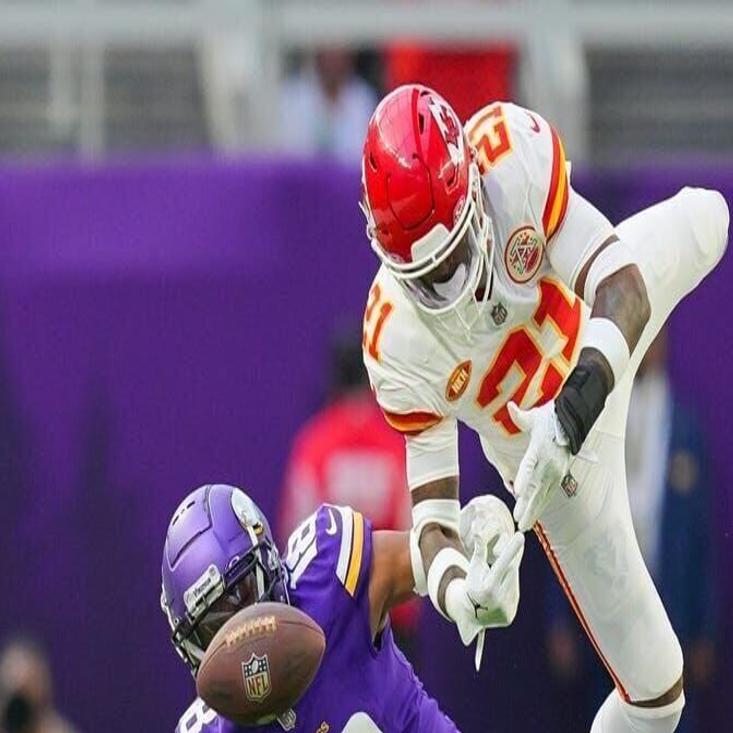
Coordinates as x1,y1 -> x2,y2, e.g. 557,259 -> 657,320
418,113 -> 425,134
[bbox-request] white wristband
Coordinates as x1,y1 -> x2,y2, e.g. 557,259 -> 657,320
444,577 -> 469,625
427,547 -> 469,620
412,499 -> 460,537
581,317 -> 630,386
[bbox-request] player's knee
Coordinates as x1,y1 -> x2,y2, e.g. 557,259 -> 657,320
623,694 -> 685,733
593,688 -> 685,733
649,630 -> 684,701
678,186 -> 729,269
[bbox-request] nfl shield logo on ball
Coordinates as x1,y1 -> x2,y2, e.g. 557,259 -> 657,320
504,226 -> 544,283
242,653 -> 272,702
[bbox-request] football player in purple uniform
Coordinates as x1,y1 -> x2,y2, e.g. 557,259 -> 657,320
161,484 -> 522,732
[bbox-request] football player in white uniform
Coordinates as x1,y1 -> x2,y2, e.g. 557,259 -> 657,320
360,85 -> 729,733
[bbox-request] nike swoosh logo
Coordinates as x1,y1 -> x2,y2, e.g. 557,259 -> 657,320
326,509 -> 338,535
526,113 -> 540,133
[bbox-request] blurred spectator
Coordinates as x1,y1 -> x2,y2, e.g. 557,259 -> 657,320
545,328 -> 718,732
278,331 -> 421,652
0,636 -> 78,733
279,48 -> 377,164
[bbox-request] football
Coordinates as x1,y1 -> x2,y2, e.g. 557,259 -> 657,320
196,602 -> 326,725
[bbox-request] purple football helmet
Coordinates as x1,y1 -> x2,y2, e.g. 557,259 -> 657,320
160,484 -> 289,673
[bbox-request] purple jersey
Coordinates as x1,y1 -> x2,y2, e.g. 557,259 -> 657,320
176,504 -> 459,733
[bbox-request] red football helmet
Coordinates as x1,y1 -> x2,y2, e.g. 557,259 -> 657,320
361,84 -> 493,320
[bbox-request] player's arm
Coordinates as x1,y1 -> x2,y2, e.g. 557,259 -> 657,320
547,187 -> 651,452
368,529 -> 414,638
364,304 -> 523,651
557,235 -> 650,442
368,473 -> 524,650
397,417 -> 524,649
509,115 -> 652,529
501,104 -> 649,433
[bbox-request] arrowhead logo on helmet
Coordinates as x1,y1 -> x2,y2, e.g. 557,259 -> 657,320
429,101 -> 465,167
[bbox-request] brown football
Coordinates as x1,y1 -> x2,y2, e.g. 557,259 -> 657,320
195,602 -> 326,725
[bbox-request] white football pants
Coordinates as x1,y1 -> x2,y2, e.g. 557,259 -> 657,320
535,188 -> 728,720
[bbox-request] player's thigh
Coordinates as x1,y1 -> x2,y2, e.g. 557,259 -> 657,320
616,186 -> 728,373
537,432 -> 683,702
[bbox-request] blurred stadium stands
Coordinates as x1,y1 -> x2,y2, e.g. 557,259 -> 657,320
1,0 -> 733,162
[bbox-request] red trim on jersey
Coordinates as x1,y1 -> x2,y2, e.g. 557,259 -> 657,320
542,128 -> 569,240
382,409 -> 442,435
535,522 -> 632,703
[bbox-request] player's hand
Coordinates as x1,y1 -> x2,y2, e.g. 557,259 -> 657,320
508,400 -> 571,532
459,494 -> 516,564
465,530 -> 525,630
447,531 -> 525,643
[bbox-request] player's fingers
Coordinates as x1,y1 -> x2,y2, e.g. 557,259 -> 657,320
518,481 -> 547,531
512,495 -> 526,527
499,551 -> 523,588
513,447 -> 538,498
489,532 -> 524,580
467,543 -> 490,594
516,476 -> 542,531
507,401 -> 533,432
471,533 -> 489,567
498,563 -> 521,603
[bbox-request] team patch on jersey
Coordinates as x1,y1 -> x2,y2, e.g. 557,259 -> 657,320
242,652 -> 272,702
504,226 -> 544,283
446,360 -> 472,401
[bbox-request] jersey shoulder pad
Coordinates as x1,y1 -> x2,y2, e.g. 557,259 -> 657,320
285,504 -> 370,601
466,101 -> 570,241
175,698 -> 220,733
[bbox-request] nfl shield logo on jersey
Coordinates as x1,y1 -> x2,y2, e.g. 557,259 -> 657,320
277,709 -> 298,731
505,226 -> 544,283
242,653 -> 272,701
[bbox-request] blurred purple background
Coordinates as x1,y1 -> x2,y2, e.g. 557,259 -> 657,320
0,159 -> 730,731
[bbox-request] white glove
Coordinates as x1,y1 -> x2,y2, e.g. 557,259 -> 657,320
460,494 -> 516,564
445,530 -> 525,646
508,400 -> 572,532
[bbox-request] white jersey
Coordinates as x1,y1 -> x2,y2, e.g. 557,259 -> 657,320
367,95 -> 730,707
363,102 -> 613,489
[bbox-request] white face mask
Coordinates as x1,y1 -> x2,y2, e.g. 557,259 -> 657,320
432,262 -> 469,302
367,161 -> 495,331
400,178 -> 493,316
